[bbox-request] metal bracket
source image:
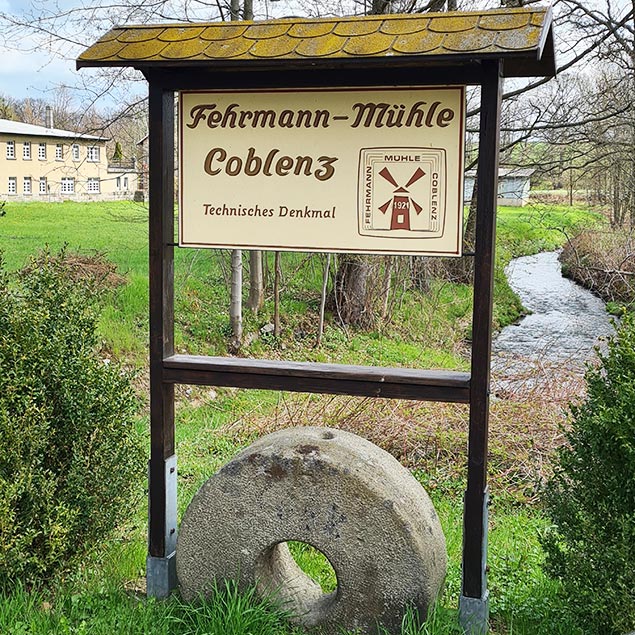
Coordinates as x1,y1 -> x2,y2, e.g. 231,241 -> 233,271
147,552 -> 176,598
459,488 -> 489,634
459,590 -> 490,635
164,454 -> 178,555
147,454 -> 178,598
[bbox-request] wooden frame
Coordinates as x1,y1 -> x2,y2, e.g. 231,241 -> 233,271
145,60 -> 500,616
77,10 -> 555,632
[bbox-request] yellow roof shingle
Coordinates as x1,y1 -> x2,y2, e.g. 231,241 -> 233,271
77,7 -> 555,78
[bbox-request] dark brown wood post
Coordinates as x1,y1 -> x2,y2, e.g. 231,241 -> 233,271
459,59 -> 502,634
146,78 -> 177,598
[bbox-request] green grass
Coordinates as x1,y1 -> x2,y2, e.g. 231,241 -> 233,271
0,200 -> 149,273
286,542 -> 337,594
496,203 -> 604,260
0,199 -> 604,634
0,199 -> 601,365
0,580 -> 300,635
0,494 -> 582,635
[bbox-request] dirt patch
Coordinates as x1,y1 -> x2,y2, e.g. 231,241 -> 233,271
22,250 -> 127,292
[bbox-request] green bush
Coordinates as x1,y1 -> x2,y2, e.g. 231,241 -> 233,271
542,313 -> 635,634
0,250 -> 145,588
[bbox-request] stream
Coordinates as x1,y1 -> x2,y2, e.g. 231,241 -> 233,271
492,251 -> 614,396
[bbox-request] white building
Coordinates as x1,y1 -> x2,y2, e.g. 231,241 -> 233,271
0,115 -> 138,202
464,168 -> 534,207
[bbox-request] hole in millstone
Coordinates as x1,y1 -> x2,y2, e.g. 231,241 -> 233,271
255,541 -> 338,626
287,541 -> 337,593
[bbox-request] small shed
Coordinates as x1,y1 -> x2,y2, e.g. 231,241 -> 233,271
464,168 -> 535,206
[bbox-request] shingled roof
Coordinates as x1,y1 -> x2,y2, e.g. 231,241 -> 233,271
77,6 -> 555,78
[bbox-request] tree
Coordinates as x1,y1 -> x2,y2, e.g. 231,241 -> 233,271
0,95 -> 16,120
333,254 -> 373,327
6,0 -> 635,329
226,0 -> 254,348
112,141 -> 123,161
230,249 -> 243,350
247,251 -> 264,313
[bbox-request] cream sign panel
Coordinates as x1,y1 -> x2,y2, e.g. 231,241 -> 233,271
179,87 -> 465,256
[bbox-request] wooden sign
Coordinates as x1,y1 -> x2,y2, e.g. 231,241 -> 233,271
179,87 -> 465,256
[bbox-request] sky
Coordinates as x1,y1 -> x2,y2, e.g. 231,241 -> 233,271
0,0 -> 89,101
1,0 -> 631,109
0,0 -> 306,107
0,47 -> 78,101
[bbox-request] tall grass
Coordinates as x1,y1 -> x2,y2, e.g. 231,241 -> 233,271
0,580 -> 299,635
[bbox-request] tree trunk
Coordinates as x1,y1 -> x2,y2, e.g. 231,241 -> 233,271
230,0 -> 240,20
247,250 -> 264,313
230,249 -> 242,350
370,0 -> 391,14
332,0 -> 396,328
334,255 -> 372,327
227,0 -> 251,343
316,253 -> 331,347
444,179 -> 478,284
411,256 -> 432,292
381,256 -> 394,321
463,180 -> 478,252
274,251 -> 281,337
428,0 -> 446,11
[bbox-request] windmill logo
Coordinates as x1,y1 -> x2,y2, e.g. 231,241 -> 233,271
377,166 -> 427,230
358,147 -> 447,239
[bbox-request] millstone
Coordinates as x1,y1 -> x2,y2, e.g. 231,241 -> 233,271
176,426 -> 447,634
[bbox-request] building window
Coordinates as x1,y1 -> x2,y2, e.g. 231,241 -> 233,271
39,177 -> 47,194
55,144 -> 63,160
72,144 -> 80,161
8,177 -> 16,194
38,143 -> 46,160
61,177 -> 75,194
87,178 -> 100,193
6,141 -> 15,160
123,176 -> 129,190
23,177 -> 31,195
116,176 -> 121,189
23,142 -> 31,160
87,146 -> 100,162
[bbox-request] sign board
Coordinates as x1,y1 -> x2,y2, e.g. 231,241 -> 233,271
179,87 -> 465,256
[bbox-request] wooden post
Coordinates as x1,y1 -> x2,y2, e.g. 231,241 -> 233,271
146,79 -> 178,598
459,60 -> 502,635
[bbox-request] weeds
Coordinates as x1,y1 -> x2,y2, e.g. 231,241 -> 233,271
223,384 -> 568,504
560,227 -> 635,307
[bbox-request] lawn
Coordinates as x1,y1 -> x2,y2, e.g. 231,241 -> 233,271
0,199 -> 603,634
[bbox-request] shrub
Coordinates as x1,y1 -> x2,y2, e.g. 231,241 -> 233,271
0,249 -> 145,588
542,312 -> 635,634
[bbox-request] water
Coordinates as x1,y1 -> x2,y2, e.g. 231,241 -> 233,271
492,251 -> 614,396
